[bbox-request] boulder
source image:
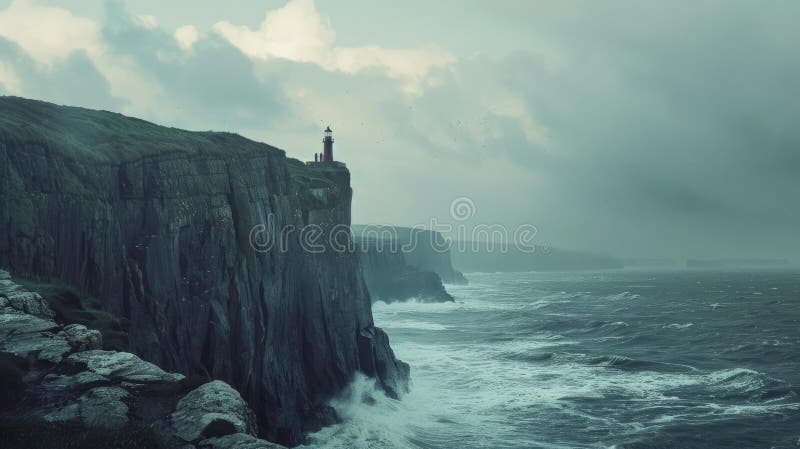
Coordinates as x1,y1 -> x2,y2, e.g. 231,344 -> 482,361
0,279 -> 55,319
171,380 -> 258,443
66,350 -> 185,384
63,324 -> 103,351
41,386 -> 129,429
0,313 -> 70,363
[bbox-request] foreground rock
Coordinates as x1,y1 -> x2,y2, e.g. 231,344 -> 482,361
170,381 -> 257,442
0,271 -> 285,448
0,97 -> 408,445
62,324 -> 103,351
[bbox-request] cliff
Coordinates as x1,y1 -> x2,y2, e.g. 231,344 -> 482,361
0,96 -> 408,446
355,239 -> 453,303
351,225 -> 467,284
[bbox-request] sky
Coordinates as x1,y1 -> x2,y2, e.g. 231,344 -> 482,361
0,0 -> 798,260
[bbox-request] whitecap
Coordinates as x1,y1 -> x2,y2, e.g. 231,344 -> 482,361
380,320 -> 449,331
603,291 -> 641,301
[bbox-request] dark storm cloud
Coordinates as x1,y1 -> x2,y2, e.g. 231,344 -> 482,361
481,1 -> 800,258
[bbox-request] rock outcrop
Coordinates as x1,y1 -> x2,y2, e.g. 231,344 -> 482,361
170,380 -> 257,442
0,270 -> 285,448
0,96 -> 408,445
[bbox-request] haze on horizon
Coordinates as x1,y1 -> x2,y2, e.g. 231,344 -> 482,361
0,0 -> 798,261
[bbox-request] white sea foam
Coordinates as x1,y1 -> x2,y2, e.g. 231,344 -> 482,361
380,319 -> 450,331
603,291 -> 642,301
372,299 -> 463,314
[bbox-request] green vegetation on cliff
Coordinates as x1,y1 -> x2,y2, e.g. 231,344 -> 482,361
0,96 -> 283,163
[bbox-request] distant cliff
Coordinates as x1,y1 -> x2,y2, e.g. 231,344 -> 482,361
351,225 -> 467,284
0,97 -> 408,446
355,238 -> 453,303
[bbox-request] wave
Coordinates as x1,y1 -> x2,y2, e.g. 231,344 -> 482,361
300,374 -> 412,449
372,299 -> 462,314
703,368 -> 794,401
705,368 -> 765,393
380,320 -> 450,331
588,355 -> 698,373
603,291 -> 642,301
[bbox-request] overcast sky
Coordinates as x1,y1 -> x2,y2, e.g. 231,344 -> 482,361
1,0 -> 798,260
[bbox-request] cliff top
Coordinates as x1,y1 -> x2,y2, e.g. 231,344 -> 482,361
0,96 -> 285,163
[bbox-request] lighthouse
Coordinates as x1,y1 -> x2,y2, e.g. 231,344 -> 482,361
307,126 -> 345,168
322,126 -> 334,162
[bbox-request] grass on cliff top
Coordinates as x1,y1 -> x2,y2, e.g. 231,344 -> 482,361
0,96 -> 283,163
0,418 -> 165,449
286,158 -> 341,189
15,279 -> 129,352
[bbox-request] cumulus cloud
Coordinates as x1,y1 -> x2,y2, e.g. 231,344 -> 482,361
0,0 -> 164,112
174,25 -> 199,50
0,0 -> 101,65
212,0 -> 454,93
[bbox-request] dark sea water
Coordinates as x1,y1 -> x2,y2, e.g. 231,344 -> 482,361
303,269 -> 800,449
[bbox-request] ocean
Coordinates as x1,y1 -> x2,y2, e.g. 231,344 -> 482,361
302,269 -> 800,448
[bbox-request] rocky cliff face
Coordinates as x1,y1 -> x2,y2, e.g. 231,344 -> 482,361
0,97 -> 408,446
356,240 -> 453,303
351,225 -> 467,284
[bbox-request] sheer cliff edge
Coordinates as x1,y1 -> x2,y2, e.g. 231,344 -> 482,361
0,96 -> 409,446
